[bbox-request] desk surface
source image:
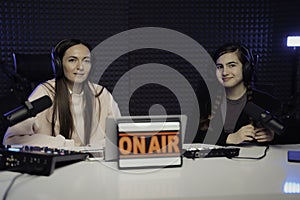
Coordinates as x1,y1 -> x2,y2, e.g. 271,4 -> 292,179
1,144 -> 300,200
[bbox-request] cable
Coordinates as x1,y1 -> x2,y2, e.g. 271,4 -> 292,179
228,145 -> 270,160
2,173 -> 24,200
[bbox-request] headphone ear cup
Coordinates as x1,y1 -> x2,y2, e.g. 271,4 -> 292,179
242,46 -> 255,84
55,57 -> 63,78
51,51 -> 63,78
243,62 -> 252,83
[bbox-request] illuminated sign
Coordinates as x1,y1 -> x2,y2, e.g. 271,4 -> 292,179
117,120 -> 182,169
287,36 -> 300,47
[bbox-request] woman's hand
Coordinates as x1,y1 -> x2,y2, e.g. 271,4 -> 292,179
254,127 -> 274,142
226,124 -> 256,144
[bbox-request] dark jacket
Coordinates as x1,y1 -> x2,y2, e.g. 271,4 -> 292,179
217,89 -> 282,145
193,88 -> 282,145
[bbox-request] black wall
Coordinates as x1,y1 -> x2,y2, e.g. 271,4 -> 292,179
1,0 -> 300,141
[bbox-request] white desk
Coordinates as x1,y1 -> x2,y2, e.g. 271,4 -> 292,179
1,144 -> 300,200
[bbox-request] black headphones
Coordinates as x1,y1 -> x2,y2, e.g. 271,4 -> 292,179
51,40 -> 66,79
51,39 -> 85,79
240,45 -> 256,84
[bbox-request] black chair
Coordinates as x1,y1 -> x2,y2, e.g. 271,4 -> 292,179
0,93 -> 21,144
0,54 -> 54,143
12,53 -> 55,94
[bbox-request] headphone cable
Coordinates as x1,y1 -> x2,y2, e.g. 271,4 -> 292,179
2,173 -> 24,200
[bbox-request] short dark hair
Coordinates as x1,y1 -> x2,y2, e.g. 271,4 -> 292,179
213,43 -> 255,85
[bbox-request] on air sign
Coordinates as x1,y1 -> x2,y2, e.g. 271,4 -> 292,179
117,117 -> 182,169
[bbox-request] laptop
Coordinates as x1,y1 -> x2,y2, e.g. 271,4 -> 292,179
104,115 -> 187,163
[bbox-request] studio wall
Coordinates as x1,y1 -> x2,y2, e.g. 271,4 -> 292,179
1,0 -> 300,139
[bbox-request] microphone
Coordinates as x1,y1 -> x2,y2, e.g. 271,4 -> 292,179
244,102 -> 285,135
3,95 -> 52,127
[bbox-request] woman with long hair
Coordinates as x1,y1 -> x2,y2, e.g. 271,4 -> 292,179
3,39 -> 120,148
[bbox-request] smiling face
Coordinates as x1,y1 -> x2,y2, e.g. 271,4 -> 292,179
62,44 -> 91,88
215,51 -> 244,91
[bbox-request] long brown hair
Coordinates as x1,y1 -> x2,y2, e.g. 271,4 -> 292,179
47,39 -> 102,145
